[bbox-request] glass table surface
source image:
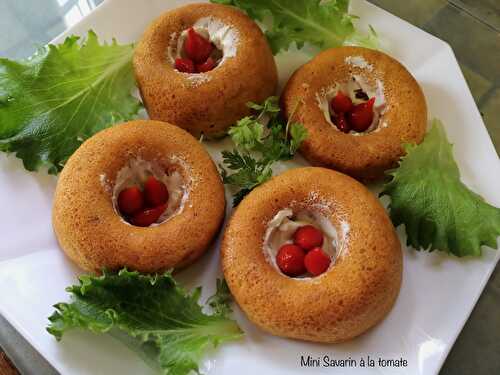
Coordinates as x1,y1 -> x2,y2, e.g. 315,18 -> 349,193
0,0 -> 498,374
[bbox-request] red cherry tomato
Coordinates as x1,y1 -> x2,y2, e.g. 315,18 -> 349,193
293,225 -> 324,250
130,204 -> 166,227
304,247 -> 331,276
347,97 -> 375,132
196,57 -> 216,73
144,176 -> 169,207
276,244 -> 306,277
330,91 -> 353,113
184,27 -> 214,63
175,58 -> 195,73
334,112 -> 350,133
117,186 -> 144,215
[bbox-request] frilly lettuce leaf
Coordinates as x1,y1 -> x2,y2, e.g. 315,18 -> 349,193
47,269 -> 243,375
381,119 -> 500,256
0,31 -> 141,174
211,0 -> 379,53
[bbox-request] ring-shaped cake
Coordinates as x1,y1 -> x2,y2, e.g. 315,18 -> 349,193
53,120 -> 225,273
133,3 -> 278,137
221,167 -> 402,343
281,46 -> 427,181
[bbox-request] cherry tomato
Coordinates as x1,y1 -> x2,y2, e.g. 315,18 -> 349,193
130,204 -> 166,227
276,244 -> 306,277
347,97 -> 375,132
117,186 -> 144,215
304,247 -> 331,276
330,91 -> 353,113
293,225 -> 324,250
144,176 -> 169,207
175,58 -> 195,73
196,57 -> 216,73
184,27 -> 214,64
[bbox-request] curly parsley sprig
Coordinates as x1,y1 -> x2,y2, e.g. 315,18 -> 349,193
220,96 -> 307,206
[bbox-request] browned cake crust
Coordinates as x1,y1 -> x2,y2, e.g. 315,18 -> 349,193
221,167 -> 402,343
133,3 -> 278,138
281,47 -> 427,181
53,120 -> 225,273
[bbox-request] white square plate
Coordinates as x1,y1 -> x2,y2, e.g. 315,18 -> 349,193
0,1 -> 499,374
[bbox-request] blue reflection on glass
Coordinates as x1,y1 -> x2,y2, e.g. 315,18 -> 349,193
0,0 -> 103,59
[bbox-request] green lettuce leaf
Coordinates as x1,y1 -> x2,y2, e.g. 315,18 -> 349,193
207,278 -> 235,316
381,119 -> 500,256
0,30 -> 141,174
47,269 -> 243,375
211,0 -> 379,54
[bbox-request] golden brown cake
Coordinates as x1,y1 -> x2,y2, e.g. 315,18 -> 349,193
281,46 -> 427,181
53,120 -> 225,273
221,167 -> 402,343
133,3 -> 278,138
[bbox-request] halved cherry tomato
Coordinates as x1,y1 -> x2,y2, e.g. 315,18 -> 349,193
184,27 -> 214,63
330,91 -> 353,114
144,176 -> 169,207
347,97 -> 375,132
293,225 -> 324,250
175,58 -> 195,73
334,112 -> 350,133
196,57 -> 216,73
117,186 -> 144,215
130,204 -> 166,227
276,244 -> 306,277
304,247 -> 331,276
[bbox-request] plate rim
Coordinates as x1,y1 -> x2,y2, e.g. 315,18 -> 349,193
1,0 -> 499,374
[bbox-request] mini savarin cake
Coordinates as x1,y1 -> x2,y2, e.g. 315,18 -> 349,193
281,46 -> 427,181
221,167 -> 402,343
53,120 -> 225,273
133,2 -> 278,138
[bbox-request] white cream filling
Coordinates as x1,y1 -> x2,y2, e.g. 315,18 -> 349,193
345,55 -> 374,72
108,158 -> 189,226
263,208 -> 342,278
316,65 -> 387,135
167,16 -> 239,82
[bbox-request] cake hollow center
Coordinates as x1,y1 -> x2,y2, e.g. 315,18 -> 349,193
110,158 -> 189,227
317,74 -> 387,135
168,17 -> 239,74
263,208 -> 339,278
